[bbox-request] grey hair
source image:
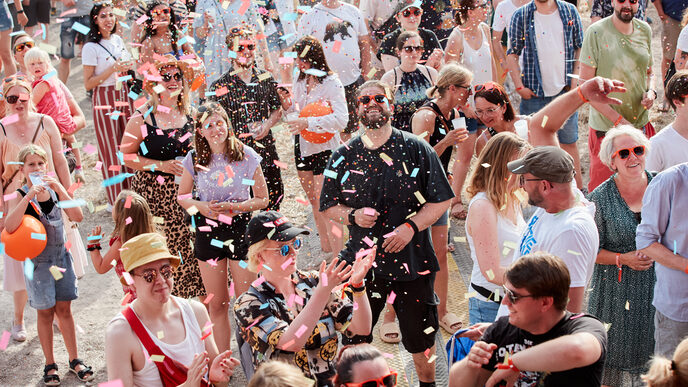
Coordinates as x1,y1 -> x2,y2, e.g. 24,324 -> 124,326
599,125 -> 651,169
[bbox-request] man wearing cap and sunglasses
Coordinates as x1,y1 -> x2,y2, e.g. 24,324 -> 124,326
500,146 -> 599,316
449,252 -> 607,387
320,80 -> 455,387
105,232 -> 240,386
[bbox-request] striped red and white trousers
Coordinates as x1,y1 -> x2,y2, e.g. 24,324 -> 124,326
92,84 -> 133,205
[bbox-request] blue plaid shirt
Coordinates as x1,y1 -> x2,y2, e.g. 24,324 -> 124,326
507,0 -> 584,97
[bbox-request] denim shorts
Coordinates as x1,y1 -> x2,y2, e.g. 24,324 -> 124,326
25,250 -> 78,310
469,296 -> 501,325
519,91 -> 579,144
60,15 -> 90,59
0,1 -> 13,32
432,209 -> 449,227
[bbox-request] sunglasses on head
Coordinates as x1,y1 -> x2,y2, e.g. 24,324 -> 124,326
134,265 -> 175,283
401,8 -> 421,18
345,372 -> 398,387
3,75 -> 27,83
161,71 -> 183,82
502,285 -> 536,304
152,7 -> 171,15
14,41 -> 34,53
5,95 -> 28,104
402,45 -> 423,53
267,239 -> 302,257
612,145 -> 645,159
237,44 -> 256,52
358,94 -> 387,105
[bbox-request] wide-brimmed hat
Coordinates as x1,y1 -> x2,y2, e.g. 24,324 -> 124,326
120,232 -> 180,273
142,54 -> 195,95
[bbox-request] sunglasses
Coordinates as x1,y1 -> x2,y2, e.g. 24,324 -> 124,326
617,0 -> 638,4
455,84 -> 473,95
14,42 -> 34,53
266,238 -> 302,257
161,72 -> 183,82
134,265 -> 175,283
152,7 -> 171,16
402,45 -> 423,53
401,8 -> 421,18
345,372 -> 397,387
358,94 -> 387,105
502,285 -> 536,304
3,75 -> 27,83
5,95 -> 29,104
236,44 -> 256,52
612,145 -> 645,159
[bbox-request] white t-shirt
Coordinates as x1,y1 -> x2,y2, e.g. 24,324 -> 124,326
359,0 -> 399,30
534,10 -> 566,96
496,191 -> 599,318
677,25 -> 688,53
646,124 -> 688,172
297,3 -> 368,86
493,0 -> 518,34
82,35 -> 132,87
466,193 -> 526,301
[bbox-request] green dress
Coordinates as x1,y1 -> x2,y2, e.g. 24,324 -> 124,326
587,171 -> 655,383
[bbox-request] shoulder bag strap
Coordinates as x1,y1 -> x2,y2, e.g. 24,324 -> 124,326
97,42 -> 117,61
427,101 -> 454,133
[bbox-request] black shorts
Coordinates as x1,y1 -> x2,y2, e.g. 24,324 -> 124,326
342,272 -> 439,354
343,76 -> 365,134
194,212 -> 250,261
25,0 -> 50,27
294,135 -> 332,175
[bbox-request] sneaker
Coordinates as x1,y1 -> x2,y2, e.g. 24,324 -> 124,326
11,324 -> 26,342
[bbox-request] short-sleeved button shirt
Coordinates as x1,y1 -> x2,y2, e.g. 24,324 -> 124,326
319,129 -> 454,282
234,271 -> 354,384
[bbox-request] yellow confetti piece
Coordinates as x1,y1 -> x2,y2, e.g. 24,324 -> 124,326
486,269 -> 495,281
38,42 -> 57,55
464,291 -> 477,299
567,249 -> 582,256
112,7 -> 127,16
405,211 -> 417,219
152,84 -> 166,94
187,205 -> 199,216
361,134 -> 373,147
427,354 -> 437,364
95,204 -> 108,212
380,153 -> 393,164
502,246 -> 512,256
503,240 -> 518,249
541,115 -> 549,128
49,266 -> 63,280
152,216 -> 165,224
417,131 -> 428,138
493,288 -> 501,302
257,72 -> 271,81
481,163 -> 491,168
157,331 -> 164,339
300,45 -> 311,57
603,322 -> 612,332
149,355 -> 165,362
402,162 -> 408,174
414,191 -> 426,205
453,236 -> 467,243
625,301 -> 630,310
367,68 -> 378,78
513,189 -> 528,203
423,326 -> 435,334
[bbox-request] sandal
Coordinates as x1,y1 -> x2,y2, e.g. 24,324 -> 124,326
69,358 -> 94,383
439,312 -> 464,334
451,202 -> 468,220
378,321 -> 401,344
43,363 -> 60,386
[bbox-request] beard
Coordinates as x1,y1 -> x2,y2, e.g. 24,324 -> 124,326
615,7 -> 634,23
359,107 -> 391,129
526,188 -> 545,208
235,57 -> 254,69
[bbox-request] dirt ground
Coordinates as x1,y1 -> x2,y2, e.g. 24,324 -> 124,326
0,3 -> 676,386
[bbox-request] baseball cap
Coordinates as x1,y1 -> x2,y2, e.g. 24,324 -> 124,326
394,0 -> 422,15
245,211 -> 310,248
120,233 -> 180,273
507,146 -> 575,183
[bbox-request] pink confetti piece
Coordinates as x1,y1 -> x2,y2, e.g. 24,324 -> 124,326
156,175 -> 165,185
403,263 -> 409,273
3,192 -> 18,201
363,236 -> 374,247
386,291 -> 396,304
93,161 -> 102,171
363,207 -> 376,216
355,248 -> 373,259
0,331 -> 10,350
1,114 -> 19,125
274,160 -> 287,169
383,231 -> 396,238
294,324 -> 308,338
229,281 -> 235,297
122,272 -> 134,285
218,214 -> 233,225
179,132 -> 192,143
82,143 -> 97,154
98,380 -> 124,387
321,273 -> 328,287
281,257 -> 293,270
125,216 -> 132,224
332,40 -> 342,53
203,293 -> 215,304
136,14 -> 149,25
252,276 -> 265,287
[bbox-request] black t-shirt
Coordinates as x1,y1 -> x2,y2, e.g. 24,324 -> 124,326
319,129 -> 454,282
481,312 -> 607,387
377,28 -> 441,62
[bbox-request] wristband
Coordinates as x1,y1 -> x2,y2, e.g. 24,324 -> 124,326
497,357 -> 520,373
75,165 -> 82,171
350,280 -> 365,293
516,86 -> 523,91
17,9 -> 24,14
684,264 -> 688,275
406,219 -> 419,234
577,87 -> 588,104
348,209 -> 357,226
616,253 -> 622,283
614,115 -> 623,127
87,245 -> 102,251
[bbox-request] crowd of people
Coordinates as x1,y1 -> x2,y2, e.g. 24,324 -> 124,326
0,0 -> 687,386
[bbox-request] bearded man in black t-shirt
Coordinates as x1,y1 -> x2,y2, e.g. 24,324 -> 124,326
320,80 -> 454,387
449,252 -> 607,387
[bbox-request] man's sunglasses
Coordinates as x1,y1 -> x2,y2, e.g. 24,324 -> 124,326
401,8 -> 421,18
152,7 -> 171,16
617,0 -> 638,4
267,239 -> 302,257
237,44 -> 256,52
134,265 -> 175,283
161,72 -> 183,82
502,285 -> 536,304
14,42 -> 34,53
345,372 -> 397,387
358,94 -> 387,105
612,145 -> 645,159
5,95 -> 29,104
402,45 -> 423,53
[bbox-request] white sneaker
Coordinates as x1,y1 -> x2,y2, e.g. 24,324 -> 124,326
10,324 -> 26,342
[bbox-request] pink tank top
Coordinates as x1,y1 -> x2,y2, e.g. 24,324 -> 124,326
32,78 -> 77,135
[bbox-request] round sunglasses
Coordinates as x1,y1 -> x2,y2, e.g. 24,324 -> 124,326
267,239 -> 303,257
401,8 -> 421,18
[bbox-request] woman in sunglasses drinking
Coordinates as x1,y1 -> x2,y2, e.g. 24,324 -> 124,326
333,344 -> 397,387
235,210 -> 375,386
177,101 -> 268,354
473,82 -> 530,156
380,30 -> 437,133
120,56 -> 206,301
586,126 -> 656,386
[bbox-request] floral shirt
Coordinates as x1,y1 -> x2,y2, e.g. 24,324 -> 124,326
234,270 -> 354,385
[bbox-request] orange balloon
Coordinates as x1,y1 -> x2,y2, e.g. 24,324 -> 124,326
299,102 -> 335,144
1,215 -> 47,261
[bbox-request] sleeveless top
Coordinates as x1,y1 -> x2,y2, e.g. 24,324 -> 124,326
392,66 -> 433,132
466,192 -> 525,301
417,101 -> 456,172
461,26 -> 493,108
138,111 -> 194,174
109,297 -> 206,387
0,116 -> 55,194
32,78 -> 77,135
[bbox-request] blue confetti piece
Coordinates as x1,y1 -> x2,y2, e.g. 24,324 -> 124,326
323,169 -> 337,179
178,36 -> 188,45
282,12 -> 298,21
102,173 -> 135,187
304,68 -> 327,77
87,235 -> 102,241
24,259 -> 34,281
190,214 -> 196,230
242,178 -> 255,186
117,75 -> 133,83
140,142 -> 148,155
71,21 -> 90,35
283,51 -> 297,58
119,21 -> 130,30
239,260 -> 248,269
210,239 -> 224,248
56,199 -> 87,209
31,233 -> 46,240
674,240 -> 677,255
0,242 -> 4,255
228,51 -> 237,58
410,168 -> 419,178
332,155 -> 344,167
438,127 -> 446,135
280,33 -> 295,41
341,170 -> 350,184
143,105 -> 154,118
262,264 -> 272,272
117,151 -> 125,165
42,70 -> 58,80
128,90 -> 139,100
259,302 -> 270,309
110,110 -> 122,120
205,91 -> 217,97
